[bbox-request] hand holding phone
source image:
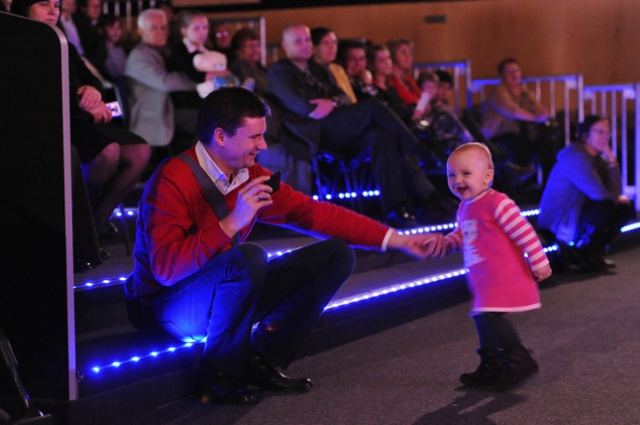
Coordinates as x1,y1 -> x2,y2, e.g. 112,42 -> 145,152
265,171 -> 281,194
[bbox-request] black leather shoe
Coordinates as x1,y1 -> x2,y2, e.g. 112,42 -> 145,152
200,387 -> 257,405
246,352 -> 312,392
199,368 -> 257,405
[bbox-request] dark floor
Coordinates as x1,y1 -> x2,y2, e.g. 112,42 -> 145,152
75,238 -> 640,425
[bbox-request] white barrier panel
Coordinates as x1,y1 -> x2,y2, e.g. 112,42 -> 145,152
584,83 -> 640,211
468,74 -> 585,147
413,59 -> 472,118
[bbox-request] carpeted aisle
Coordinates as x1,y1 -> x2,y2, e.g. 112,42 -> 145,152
113,244 -> 640,425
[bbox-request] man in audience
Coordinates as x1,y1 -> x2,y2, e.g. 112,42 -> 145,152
126,87 -> 445,405
266,23 -> 455,227
124,8 -> 197,148
57,0 -> 99,60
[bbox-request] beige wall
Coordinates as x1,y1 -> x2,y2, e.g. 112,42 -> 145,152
181,0 -> 640,85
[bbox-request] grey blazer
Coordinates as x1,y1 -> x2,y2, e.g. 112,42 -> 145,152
124,43 -> 196,147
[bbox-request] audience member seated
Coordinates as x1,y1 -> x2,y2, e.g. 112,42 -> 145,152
366,44 -> 414,123
266,23 -> 456,226
414,71 -> 474,161
57,0 -> 99,64
124,8 -> 198,150
94,15 -> 128,82
229,28 -> 268,94
311,27 -> 357,103
538,115 -> 635,272
166,11 -> 212,117
209,20 -> 235,63
433,69 -> 455,113
11,0 -> 151,251
335,37 -> 377,102
481,57 -> 560,184
386,38 -> 423,108
78,0 -> 101,27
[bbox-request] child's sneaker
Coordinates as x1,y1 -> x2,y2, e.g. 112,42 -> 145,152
460,348 -> 504,387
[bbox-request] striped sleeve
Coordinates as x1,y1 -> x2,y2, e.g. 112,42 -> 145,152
494,198 -> 549,271
444,226 -> 463,253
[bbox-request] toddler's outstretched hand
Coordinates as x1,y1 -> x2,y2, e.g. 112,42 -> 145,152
533,264 -> 552,282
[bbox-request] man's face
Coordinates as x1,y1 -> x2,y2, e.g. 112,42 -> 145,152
213,117 -> 268,176
282,25 -> 313,62
139,13 -> 168,48
237,38 -> 261,63
437,81 -> 451,102
84,0 -> 101,21
344,47 -> 366,78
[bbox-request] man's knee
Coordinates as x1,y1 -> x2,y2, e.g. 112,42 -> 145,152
322,238 -> 355,276
228,243 -> 270,282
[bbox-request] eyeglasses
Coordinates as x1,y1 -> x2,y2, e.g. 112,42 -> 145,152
590,128 -> 611,137
215,31 -> 230,38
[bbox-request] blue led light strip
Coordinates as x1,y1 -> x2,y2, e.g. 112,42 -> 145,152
84,237 -> 568,377
85,211 -> 638,376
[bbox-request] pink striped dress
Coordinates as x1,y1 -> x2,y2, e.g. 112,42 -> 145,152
444,189 -> 549,314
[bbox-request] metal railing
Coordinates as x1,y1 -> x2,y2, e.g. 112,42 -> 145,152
584,83 -> 640,211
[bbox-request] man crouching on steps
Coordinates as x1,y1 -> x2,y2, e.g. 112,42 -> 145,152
125,87 -> 445,405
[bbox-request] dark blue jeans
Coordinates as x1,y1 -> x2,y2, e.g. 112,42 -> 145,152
143,238 -> 355,376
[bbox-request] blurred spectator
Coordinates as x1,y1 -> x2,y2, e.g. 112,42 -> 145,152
538,115 -> 635,272
310,27 -> 357,103
78,0 -> 101,26
95,15 -> 127,81
229,27 -> 267,93
57,0 -> 99,61
481,57 -> 559,182
335,37 -> 375,102
367,43 -> 413,123
387,38 -> 423,107
433,69 -> 455,113
415,70 -> 474,159
266,24 -> 456,226
209,21 -> 235,63
11,0 -> 151,246
125,8 -> 197,148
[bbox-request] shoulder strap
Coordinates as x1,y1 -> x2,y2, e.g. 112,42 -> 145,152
177,153 -> 240,246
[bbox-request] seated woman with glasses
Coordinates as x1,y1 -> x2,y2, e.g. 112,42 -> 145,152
538,115 -> 635,272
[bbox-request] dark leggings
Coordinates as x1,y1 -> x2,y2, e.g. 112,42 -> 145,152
473,312 -> 522,351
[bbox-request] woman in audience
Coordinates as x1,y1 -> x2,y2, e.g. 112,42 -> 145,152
387,38 -> 423,109
11,0 -> 151,248
367,43 -> 415,123
168,11 -> 240,101
229,28 -> 267,94
310,27 -> 357,104
538,115 -> 635,272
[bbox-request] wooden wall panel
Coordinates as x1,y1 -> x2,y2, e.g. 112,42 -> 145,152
194,0 -> 639,86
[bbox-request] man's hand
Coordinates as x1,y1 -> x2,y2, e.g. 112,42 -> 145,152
219,176 -> 274,237
387,232 -> 447,260
533,264 -> 552,282
77,85 -> 102,111
308,98 -> 335,120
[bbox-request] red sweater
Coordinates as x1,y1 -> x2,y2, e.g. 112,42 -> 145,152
387,74 -> 422,106
131,148 -> 390,298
